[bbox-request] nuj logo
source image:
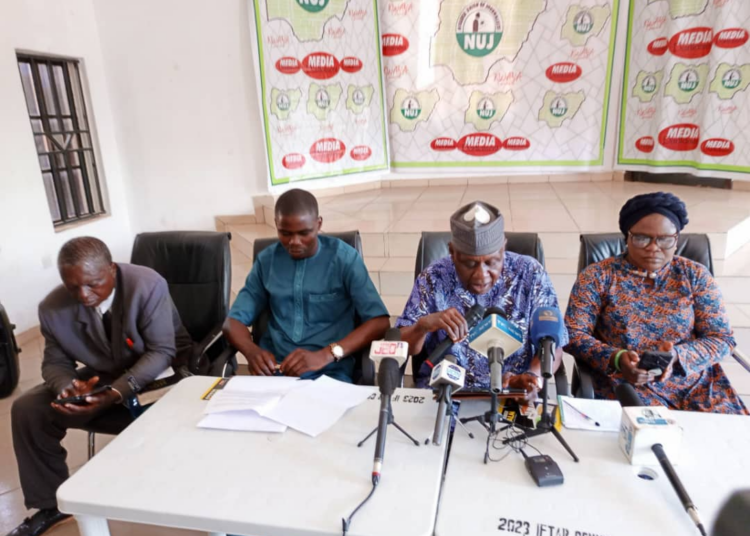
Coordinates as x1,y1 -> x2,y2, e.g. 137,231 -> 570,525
476,97 -> 496,119
352,89 -> 366,106
550,97 -> 568,118
455,3 -> 503,57
545,63 -> 582,83
309,138 -> 346,163
658,124 -> 700,151
678,69 -> 700,92
401,96 -> 421,120
296,0 -> 329,13
314,89 -> 331,109
573,10 -> 594,35
276,93 -> 291,111
382,34 -> 409,56
641,75 -> 657,94
722,69 -> 741,90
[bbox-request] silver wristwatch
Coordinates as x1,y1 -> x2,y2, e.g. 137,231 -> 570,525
329,343 -> 345,362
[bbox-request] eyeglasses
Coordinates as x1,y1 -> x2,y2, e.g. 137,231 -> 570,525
628,232 -> 679,249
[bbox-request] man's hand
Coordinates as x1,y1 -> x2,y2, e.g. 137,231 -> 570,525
416,308 -> 468,342
616,350 -> 651,386
504,373 -> 539,403
51,377 -> 120,416
655,341 -> 678,382
245,346 -> 278,376
281,348 -> 332,377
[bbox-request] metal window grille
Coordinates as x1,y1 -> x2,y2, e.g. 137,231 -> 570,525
17,54 -> 105,226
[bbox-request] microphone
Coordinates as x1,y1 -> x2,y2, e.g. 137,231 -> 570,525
467,311 -> 523,359
372,328 -> 408,485
614,382 -> 644,408
425,303 -> 486,368
714,490 -> 750,536
488,344 -> 504,395
369,328 -> 409,370
429,354 -> 465,446
529,306 -> 564,378
615,385 -> 705,536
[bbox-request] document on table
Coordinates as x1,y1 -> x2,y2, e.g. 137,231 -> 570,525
558,395 -> 622,432
262,376 -> 373,437
198,377 -> 309,433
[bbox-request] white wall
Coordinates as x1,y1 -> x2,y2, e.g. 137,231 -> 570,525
92,0 -> 268,233
0,0 -> 134,332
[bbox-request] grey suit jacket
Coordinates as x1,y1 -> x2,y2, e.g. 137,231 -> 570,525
39,263 -> 193,397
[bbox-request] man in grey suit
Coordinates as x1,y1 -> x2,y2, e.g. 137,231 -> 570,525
7,237 -> 193,536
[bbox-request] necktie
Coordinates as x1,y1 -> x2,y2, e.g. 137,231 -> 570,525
102,310 -> 113,342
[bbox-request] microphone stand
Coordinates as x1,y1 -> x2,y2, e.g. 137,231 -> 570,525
502,347 -> 579,462
460,390 -> 516,464
357,397 -> 420,448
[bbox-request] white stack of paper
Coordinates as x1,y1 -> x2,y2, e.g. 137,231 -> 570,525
197,376 -> 372,436
558,395 -> 622,432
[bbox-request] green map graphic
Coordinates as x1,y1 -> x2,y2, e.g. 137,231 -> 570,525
664,63 -> 709,104
709,64 -> 750,100
432,0 -> 546,85
346,85 -> 375,115
632,71 -> 664,103
538,91 -> 585,128
390,89 -> 440,132
307,83 -> 343,120
267,0 -> 349,41
465,91 -> 514,131
270,88 -> 302,120
647,0 -> 708,18
561,4 -> 611,47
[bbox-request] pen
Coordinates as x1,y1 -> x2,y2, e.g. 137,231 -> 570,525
563,399 -> 600,427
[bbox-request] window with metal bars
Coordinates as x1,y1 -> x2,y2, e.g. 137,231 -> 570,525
17,54 -> 105,227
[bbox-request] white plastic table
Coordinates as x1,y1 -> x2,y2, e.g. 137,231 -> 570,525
436,399 -> 750,536
58,376 -> 447,536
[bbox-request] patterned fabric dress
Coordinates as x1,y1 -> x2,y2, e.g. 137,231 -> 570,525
565,254 -> 747,415
396,253 -> 567,389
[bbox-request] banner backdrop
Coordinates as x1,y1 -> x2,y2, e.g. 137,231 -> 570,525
617,0 -> 750,176
381,0 -> 620,171
252,0 -> 390,185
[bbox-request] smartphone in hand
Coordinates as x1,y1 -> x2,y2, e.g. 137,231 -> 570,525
53,385 -> 112,406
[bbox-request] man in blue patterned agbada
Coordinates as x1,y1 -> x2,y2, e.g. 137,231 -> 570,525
396,201 -> 568,396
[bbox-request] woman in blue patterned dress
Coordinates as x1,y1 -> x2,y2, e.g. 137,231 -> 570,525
565,192 -> 747,415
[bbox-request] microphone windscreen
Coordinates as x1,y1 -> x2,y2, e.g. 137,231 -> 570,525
465,303 -> 487,328
714,490 -> 750,536
615,383 -> 644,407
483,307 -> 507,319
378,358 -> 401,396
444,354 -> 457,364
529,306 -> 564,346
385,327 -> 401,341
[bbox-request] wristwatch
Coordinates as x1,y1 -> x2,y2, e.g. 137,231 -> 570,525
329,343 -> 345,362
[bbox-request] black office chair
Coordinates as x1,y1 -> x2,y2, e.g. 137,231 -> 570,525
411,231 -> 569,396
84,231 -> 233,457
571,232 -> 750,398
212,231 -> 376,386
0,300 -> 21,399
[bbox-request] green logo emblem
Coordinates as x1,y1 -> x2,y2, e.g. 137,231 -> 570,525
296,0 -> 329,13
573,11 -> 594,34
276,93 -> 290,111
550,97 -> 568,118
315,89 -> 331,109
642,75 -> 657,94
401,96 -> 421,120
678,70 -> 699,92
722,69 -> 741,90
477,97 -> 496,119
455,3 -> 503,58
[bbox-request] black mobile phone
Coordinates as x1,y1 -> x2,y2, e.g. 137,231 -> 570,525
639,351 -> 673,375
53,385 -> 112,406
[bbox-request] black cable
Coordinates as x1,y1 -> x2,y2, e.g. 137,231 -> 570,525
342,482 -> 378,536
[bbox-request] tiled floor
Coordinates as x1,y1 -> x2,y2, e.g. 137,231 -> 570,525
4,180 -> 750,535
